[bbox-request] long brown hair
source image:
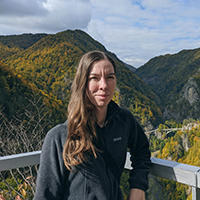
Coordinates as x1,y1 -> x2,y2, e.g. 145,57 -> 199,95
63,50 -> 116,170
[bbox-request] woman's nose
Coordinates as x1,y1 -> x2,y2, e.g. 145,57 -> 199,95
99,77 -> 107,90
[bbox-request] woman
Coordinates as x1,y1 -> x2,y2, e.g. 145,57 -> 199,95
34,50 -> 151,200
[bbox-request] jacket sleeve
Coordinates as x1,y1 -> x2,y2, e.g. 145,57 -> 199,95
128,115 -> 151,191
34,124 -> 69,200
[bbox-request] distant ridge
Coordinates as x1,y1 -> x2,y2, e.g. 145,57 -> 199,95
0,33 -> 47,49
124,63 -> 136,72
136,48 -> 200,121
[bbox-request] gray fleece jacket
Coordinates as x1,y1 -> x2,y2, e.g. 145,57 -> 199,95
34,101 -> 151,200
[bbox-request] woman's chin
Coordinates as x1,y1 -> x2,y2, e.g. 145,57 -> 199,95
95,100 -> 109,109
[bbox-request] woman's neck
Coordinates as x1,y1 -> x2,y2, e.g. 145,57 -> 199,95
96,106 -> 108,127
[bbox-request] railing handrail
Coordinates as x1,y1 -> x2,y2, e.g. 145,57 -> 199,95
1,151 -> 200,199
0,151 -> 41,172
1,151 -> 200,188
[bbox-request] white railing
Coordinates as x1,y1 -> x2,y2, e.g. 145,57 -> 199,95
0,152 -> 200,200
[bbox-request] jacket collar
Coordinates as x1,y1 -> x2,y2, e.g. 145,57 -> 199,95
104,100 -> 120,124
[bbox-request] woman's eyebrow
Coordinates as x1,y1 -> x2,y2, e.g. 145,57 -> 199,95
89,73 -> 99,76
89,72 -> 116,76
107,72 -> 116,76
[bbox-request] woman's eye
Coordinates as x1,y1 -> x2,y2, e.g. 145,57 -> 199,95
89,77 -> 98,80
107,76 -> 115,79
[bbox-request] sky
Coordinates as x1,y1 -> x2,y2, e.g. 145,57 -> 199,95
1,0 -> 200,68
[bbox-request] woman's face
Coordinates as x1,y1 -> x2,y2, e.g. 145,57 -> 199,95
87,59 -> 116,110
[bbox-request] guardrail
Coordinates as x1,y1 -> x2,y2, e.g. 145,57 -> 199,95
1,151 -> 200,200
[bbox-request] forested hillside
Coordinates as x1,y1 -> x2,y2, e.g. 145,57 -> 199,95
1,30 -> 162,128
136,49 -> 200,121
0,61 -> 65,122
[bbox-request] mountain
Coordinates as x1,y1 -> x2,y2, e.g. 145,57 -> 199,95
136,48 -> 200,122
0,30 -> 162,127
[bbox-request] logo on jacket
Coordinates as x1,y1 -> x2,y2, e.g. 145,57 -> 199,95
113,137 -> 122,142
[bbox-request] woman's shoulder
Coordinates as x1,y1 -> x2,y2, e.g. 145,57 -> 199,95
44,121 -> 68,146
118,106 -> 136,121
110,101 -> 135,121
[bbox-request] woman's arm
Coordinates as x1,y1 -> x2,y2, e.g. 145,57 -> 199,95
128,116 -> 151,195
34,124 -> 69,200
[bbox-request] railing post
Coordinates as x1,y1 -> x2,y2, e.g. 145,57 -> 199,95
192,169 -> 200,200
192,187 -> 200,200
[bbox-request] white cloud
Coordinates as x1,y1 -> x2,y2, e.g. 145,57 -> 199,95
0,0 -> 91,34
0,0 -> 48,16
86,0 -> 200,67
